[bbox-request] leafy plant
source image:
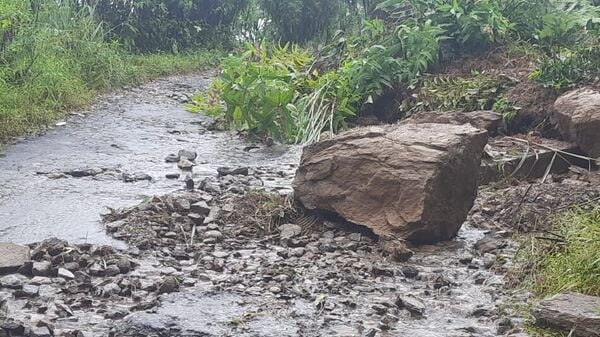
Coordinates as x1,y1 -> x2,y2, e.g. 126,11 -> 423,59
188,43 -> 313,143
492,95 -> 520,122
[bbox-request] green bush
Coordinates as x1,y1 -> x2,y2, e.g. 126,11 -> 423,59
343,19 -> 443,101
188,43 -> 314,143
379,0 -> 512,53
188,43 -> 359,144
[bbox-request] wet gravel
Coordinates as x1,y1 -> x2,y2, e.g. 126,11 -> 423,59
0,72 -> 535,337
0,72 -> 300,245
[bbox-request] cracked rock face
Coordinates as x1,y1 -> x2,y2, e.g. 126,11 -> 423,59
293,123 -> 488,243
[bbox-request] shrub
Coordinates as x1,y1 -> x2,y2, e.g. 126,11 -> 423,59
188,43 -> 314,143
378,0 -> 513,53
530,45 -> 600,89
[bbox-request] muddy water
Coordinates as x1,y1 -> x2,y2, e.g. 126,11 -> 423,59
0,72 -> 300,245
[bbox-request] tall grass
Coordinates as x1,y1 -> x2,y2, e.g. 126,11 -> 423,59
0,1 -> 219,142
530,207 -> 600,297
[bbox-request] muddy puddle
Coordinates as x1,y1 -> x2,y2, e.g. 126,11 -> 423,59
0,72 -> 300,245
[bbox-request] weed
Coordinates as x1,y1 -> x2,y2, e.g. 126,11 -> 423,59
493,96 -> 520,123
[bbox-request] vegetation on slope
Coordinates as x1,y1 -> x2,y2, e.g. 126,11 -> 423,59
0,1 -> 228,142
189,0 -> 600,144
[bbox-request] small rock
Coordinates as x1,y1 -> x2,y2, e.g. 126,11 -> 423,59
29,277 -> 52,285
205,230 -> 223,242
175,198 -> 191,211
57,268 -> 75,280
63,262 -> 80,272
188,213 -> 204,225
475,233 -> 508,254
88,263 -> 104,276
363,328 -> 377,337
178,158 -> 194,170
269,286 -> 282,294
401,266 -> 419,279
178,149 -> 197,161
134,173 -> 152,181
184,176 -> 194,190
102,283 -> 121,297
0,321 -> 24,335
217,167 -> 249,176
164,232 -> 178,238
279,224 -> 302,240
532,293 -> 600,337
200,178 -> 221,194
15,284 -> 39,297
166,173 -> 181,179
105,220 -> 124,233
206,223 -> 220,231
105,265 -> 120,277
396,294 -> 425,317
30,326 -> 51,337
116,258 -> 131,273
381,240 -> 413,262
32,262 -> 52,277
158,276 -> 179,294
458,255 -> 473,265
497,317 -> 514,335
290,247 -> 305,257
165,154 -> 179,163
190,201 -> 211,215
212,251 -> 230,259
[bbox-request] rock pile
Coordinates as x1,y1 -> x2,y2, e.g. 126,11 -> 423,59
0,238 -> 179,336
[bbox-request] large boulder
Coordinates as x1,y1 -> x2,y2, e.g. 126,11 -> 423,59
293,123 -> 488,243
554,88 -> 600,158
532,293 -> 600,337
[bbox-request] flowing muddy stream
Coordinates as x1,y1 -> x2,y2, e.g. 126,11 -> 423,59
0,73 -> 520,337
0,72 -> 300,246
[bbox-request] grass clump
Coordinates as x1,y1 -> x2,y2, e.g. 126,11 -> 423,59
530,207 -> 600,297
